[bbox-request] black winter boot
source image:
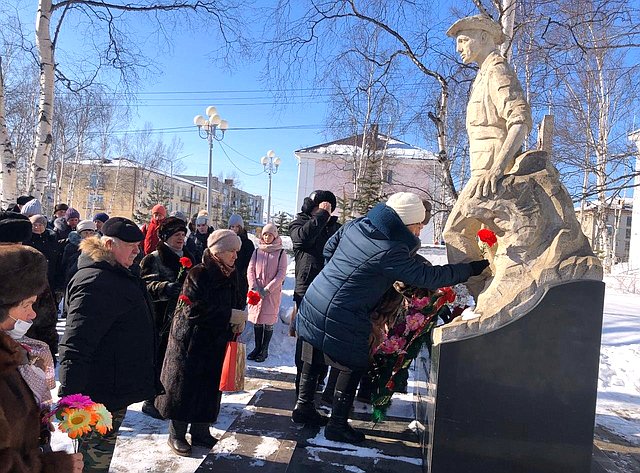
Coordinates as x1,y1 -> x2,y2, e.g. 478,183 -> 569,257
168,420 -> 191,456
325,390 -> 365,444
190,422 -> 217,449
291,372 -> 329,426
254,328 -> 273,362
247,324 -> 264,361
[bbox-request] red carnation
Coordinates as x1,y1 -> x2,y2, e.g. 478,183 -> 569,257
179,257 -> 193,268
477,228 -> 497,247
247,290 -> 261,306
178,294 -> 192,306
440,286 -> 456,304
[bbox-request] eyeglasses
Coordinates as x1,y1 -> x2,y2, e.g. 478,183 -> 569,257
32,223 -> 45,228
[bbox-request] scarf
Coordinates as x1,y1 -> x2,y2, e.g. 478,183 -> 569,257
258,235 -> 283,253
211,253 -> 236,278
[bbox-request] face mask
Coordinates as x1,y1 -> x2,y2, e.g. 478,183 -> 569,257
6,317 -> 33,340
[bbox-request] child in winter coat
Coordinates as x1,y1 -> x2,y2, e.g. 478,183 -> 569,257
247,223 -> 288,362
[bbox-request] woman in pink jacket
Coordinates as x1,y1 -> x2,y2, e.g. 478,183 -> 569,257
247,223 -> 288,362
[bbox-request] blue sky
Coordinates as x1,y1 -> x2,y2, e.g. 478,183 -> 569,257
113,19 -> 333,217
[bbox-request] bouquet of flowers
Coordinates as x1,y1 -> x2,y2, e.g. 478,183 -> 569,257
46,394 -> 113,451
368,286 -> 467,422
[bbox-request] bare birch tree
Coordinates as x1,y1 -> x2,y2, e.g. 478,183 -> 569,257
0,0 -> 247,207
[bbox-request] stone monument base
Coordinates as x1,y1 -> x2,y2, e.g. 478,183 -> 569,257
425,280 -> 605,473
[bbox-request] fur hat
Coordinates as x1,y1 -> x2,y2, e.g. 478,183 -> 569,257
228,214 -> 244,228
53,217 -> 67,232
301,190 -> 337,214
386,192 -> 425,225
21,199 -> 42,217
29,214 -> 47,226
151,204 -> 166,217
262,223 -> 278,237
0,211 -> 32,243
0,245 -> 47,309
102,217 -> 144,242
65,207 -> 80,220
310,190 -> 337,211
93,212 -> 110,223
17,195 -> 34,206
207,229 -> 241,254
54,203 -> 69,213
446,14 -> 506,44
76,220 -> 97,233
158,217 -> 187,241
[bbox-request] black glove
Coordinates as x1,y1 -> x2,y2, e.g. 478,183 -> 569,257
164,282 -> 182,298
469,259 -> 490,276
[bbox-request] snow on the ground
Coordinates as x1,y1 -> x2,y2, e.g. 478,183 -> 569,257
49,243 -> 640,471
595,277 -> 640,446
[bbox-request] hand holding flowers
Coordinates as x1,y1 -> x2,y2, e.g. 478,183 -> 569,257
45,394 -> 112,451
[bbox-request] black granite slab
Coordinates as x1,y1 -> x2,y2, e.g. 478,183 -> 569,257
425,280 -> 606,473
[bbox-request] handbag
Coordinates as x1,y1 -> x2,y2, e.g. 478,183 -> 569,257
219,335 -> 246,392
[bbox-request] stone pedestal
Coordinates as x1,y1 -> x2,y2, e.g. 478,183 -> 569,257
425,280 -> 605,473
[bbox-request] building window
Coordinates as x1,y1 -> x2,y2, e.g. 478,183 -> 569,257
89,172 -> 105,189
626,228 -> 632,239
87,194 -> 104,210
383,169 -> 393,184
627,216 -> 633,227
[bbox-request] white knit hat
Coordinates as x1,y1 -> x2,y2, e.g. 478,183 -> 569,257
76,219 -> 97,233
386,192 -> 425,225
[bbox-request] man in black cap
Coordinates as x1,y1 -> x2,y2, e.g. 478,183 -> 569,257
58,217 -> 161,473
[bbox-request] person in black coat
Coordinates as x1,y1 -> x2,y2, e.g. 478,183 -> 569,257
155,230 -> 246,457
228,214 -> 255,306
139,217 -> 194,419
58,218 -> 161,473
60,220 -> 98,291
188,213 -> 213,264
293,192 -> 489,444
289,190 -> 341,394
26,215 -> 62,288
1,214 -> 60,363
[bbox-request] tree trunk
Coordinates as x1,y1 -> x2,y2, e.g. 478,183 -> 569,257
29,0 -> 55,200
0,56 -> 18,208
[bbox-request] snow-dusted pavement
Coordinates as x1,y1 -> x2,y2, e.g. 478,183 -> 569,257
49,256 -> 639,472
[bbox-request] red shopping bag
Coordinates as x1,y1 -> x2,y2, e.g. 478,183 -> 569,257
219,340 -> 246,392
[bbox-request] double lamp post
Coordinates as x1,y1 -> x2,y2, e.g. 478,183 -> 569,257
194,106 -> 228,217
194,108 -> 282,225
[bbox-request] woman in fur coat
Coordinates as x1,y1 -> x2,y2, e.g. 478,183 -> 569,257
156,230 -> 247,457
247,223 -> 288,362
140,217 -> 194,419
0,245 -> 83,473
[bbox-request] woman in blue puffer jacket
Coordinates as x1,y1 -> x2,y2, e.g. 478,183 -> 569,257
292,192 -> 489,444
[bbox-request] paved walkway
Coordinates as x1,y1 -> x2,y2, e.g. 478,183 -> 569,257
196,367 -> 423,472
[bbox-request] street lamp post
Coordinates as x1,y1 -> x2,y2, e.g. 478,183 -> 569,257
194,106 -> 228,216
260,150 -> 281,223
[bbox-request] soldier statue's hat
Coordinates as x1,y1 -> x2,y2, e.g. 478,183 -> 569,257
446,14 -> 506,45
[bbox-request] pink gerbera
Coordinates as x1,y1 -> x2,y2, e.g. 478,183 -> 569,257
57,394 -> 94,410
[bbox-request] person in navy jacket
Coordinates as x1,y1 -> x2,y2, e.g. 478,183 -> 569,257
293,192 -> 489,444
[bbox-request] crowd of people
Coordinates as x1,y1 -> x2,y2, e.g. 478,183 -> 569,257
0,189 -> 487,472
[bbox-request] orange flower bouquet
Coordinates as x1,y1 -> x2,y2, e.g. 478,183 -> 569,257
47,394 -> 113,451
